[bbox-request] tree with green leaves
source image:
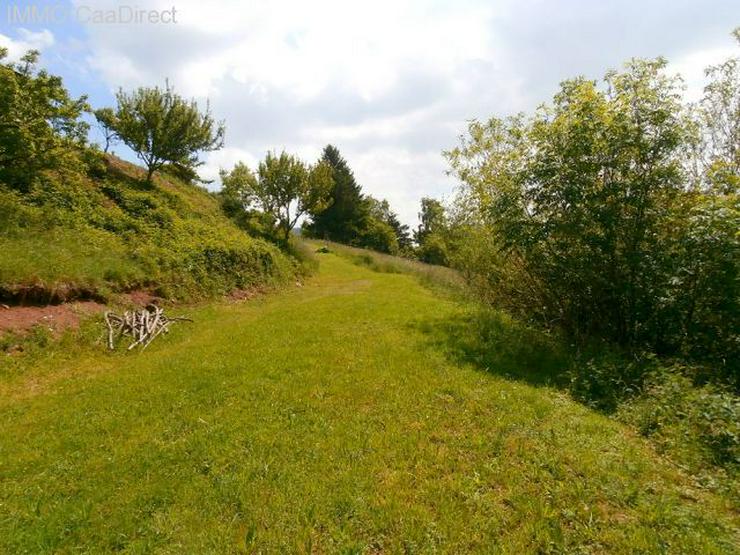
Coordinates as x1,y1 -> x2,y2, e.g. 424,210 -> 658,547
447,57 -> 702,349
111,83 -> 224,183
307,145 -> 368,242
692,27 -> 739,193
93,107 -> 119,154
386,210 -> 412,252
414,197 -> 449,264
414,197 -> 446,245
220,151 -> 333,243
0,49 -> 89,191
360,196 -> 399,253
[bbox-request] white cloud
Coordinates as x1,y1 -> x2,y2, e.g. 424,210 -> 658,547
67,0 -> 740,225
670,45 -> 737,102
0,28 -> 55,60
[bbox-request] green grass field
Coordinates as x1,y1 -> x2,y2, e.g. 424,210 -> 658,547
1,251 -> 737,553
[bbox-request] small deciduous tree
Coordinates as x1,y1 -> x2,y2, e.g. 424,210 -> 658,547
93,107 -> 119,154
692,28 -> 739,193
362,196 -> 401,254
220,151 -> 334,243
414,197 -> 449,264
112,83 -> 224,183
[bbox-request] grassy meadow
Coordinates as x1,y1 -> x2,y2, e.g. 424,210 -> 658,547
1,250 -> 737,553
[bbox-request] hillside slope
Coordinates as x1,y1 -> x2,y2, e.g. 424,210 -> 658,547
1,251 -> 736,553
0,155 -> 296,304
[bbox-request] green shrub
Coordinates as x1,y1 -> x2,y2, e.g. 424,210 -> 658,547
618,369 -> 739,473
567,351 -> 660,412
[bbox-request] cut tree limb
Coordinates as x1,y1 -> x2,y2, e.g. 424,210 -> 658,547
104,306 -> 192,351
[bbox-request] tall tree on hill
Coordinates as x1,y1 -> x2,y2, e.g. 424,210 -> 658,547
307,145 -> 367,242
414,198 -> 446,245
387,211 -> 413,252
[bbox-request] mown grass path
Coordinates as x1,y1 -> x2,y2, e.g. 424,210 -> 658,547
1,253 -> 737,553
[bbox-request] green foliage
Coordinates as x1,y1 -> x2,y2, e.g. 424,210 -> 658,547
658,193 -> 739,373
93,107 -> 118,154
364,195 -> 411,253
0,154 -> 296,302
414,197 -> 446,245
285,238 -> 320,275
220,151 -> 334,244
618,368 -> 739,475
690,28 -> 740,194
306,144 -> 368,242
357,216 -> 399,254
446,54 -> 739,371
110,82 -> 225,183
414,198 -> 450,264
304,145 -> 412,253
0,49 -> 89,191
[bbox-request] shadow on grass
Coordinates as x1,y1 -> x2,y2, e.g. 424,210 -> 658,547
415,309 -> 571,389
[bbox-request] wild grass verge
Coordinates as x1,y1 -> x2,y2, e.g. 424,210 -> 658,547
314,239 -> 467,296
419,305 -> 739,498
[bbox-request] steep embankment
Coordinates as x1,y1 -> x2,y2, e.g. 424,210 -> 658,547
0,155 -> 295,308
0,252 -> 736,553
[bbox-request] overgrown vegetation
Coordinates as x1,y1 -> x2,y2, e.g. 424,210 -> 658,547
0,48 -> 89,192
0,156 -> 297,303
430,32 -> 740,486
0,51 -> 297,304
301,145 -> 412,255
444,53 -> 739,371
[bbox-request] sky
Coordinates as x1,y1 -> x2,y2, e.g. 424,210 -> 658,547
1,0 -> 738,226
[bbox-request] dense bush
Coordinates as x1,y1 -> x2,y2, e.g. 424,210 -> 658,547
445,53 -> 739,375
618,368 -> 739,473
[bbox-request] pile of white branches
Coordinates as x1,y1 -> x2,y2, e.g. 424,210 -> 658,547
104,306 -> 192,351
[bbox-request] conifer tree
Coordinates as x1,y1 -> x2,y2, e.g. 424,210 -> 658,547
307,145 -> 368,242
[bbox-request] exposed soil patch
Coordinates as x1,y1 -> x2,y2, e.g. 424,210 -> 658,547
0,283 -> 107,305
0,301 -> 106,337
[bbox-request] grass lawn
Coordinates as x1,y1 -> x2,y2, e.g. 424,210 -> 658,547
1,252 -> 737,553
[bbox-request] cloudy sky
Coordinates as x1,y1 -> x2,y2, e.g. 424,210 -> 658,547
1,0 -> 738,225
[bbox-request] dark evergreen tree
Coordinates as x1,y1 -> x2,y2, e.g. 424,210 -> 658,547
307,145 -> 368,242
387,211 -> 412,251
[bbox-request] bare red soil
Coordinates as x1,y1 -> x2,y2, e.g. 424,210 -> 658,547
0,301 -> 107,337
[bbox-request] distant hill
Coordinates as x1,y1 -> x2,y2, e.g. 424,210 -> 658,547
0,153 -> 297,305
